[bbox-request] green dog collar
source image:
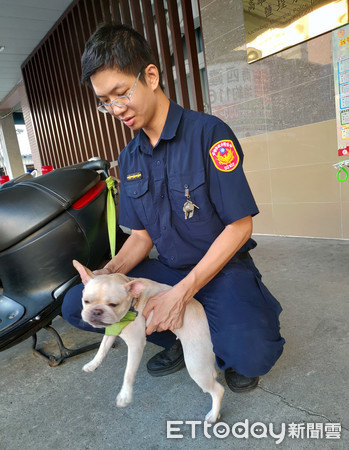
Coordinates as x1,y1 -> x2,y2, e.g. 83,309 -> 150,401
105,311 -> 138,336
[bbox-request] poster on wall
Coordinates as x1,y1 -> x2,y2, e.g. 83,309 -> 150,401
333,24 -> 349,156
333,23 -> 349,181
243,0 -> 348,63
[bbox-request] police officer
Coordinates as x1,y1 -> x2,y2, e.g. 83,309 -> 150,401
62,23 -> 285,392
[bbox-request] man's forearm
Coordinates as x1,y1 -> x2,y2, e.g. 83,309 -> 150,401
104,229 -> 153,274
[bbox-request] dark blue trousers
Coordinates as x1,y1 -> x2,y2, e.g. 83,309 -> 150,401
62,254 -> 285,377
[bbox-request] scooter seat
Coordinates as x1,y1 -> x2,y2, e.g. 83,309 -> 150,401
0,168 -> 100,252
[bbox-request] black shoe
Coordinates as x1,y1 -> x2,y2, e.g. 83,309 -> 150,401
147,341 -> 185,377
225,368 -> 259,393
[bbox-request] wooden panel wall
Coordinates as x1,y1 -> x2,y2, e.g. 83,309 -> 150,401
21,0 -> 204,170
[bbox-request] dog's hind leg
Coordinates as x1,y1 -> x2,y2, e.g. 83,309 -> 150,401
83,335 -> 116,372
176,327 -> 224,423
180,338 -> 224,423
177,302 -> 224,422
203,377 -> 225,423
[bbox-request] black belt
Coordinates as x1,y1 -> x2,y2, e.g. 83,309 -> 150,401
171,251 -> 251,271
236,251 -> 251,260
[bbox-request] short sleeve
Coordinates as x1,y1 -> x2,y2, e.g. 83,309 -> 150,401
205,120 -> 259,225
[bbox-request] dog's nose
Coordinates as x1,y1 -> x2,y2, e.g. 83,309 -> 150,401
91,308 -> 103,319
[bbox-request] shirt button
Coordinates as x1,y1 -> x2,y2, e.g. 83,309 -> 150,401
162,226 -> 166,230
160,194 -> 164,199
156,160 -> 161,165
133,190 -> 137,195
170,256 -> 175,261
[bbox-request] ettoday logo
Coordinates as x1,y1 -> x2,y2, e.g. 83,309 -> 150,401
167,420 -> 286,443
166,420 -> 342,444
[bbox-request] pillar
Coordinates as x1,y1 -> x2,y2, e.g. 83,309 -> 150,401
0,113 -> 24,178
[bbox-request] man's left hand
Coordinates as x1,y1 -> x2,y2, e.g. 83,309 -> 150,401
142,287 -> 187,334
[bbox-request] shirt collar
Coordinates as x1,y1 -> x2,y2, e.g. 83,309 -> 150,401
135,100 -> 184,155
160,99 -> 183,140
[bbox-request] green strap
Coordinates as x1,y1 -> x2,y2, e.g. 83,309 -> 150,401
104,177 -> 137,337
105,311 -> 138,336
105,176 -> 117,257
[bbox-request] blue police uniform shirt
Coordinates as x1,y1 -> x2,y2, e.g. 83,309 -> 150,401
118,100 -> 259,269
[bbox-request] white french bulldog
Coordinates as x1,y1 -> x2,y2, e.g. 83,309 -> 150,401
73,260 -> 224,422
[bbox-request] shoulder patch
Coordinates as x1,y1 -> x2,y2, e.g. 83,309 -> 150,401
209,140 -> 239,172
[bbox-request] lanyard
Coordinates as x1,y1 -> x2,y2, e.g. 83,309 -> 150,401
105,176 -> 117,257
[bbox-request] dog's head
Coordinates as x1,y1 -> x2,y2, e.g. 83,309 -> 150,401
73,260 -> 146,328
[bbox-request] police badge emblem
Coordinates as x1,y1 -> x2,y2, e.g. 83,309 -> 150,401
209,140 -> 239,172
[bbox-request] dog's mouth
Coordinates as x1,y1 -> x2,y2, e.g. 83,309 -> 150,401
89,318 -> 111,325
82,303 -> 128,328
82,308 -> 116,327
90,320 -> 113,328
86,315 -> 115,327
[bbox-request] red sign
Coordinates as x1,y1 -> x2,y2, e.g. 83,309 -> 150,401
338,146 -> 349,157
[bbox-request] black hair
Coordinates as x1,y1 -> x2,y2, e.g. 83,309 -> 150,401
81,23 -> 159,85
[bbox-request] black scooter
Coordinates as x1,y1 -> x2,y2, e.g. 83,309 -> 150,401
0,159 -> 122,365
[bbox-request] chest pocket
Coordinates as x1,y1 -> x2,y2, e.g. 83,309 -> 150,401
124,178 -> 155,225
168,170 -> 210,223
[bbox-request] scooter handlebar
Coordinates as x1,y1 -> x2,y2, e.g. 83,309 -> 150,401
82,159 -> 111,177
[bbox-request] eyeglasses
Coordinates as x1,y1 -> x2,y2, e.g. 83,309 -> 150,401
97,72 -> 141,113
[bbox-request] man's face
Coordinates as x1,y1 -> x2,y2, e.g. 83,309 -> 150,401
91,67 -> 155,131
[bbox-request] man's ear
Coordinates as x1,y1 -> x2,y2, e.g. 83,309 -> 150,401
73,260 -> 94,286
144,64 -> 160,91
123,280 -> 146,298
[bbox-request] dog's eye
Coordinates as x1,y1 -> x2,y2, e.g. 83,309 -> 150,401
84,300 -> 90,304
109,303 -> 118,308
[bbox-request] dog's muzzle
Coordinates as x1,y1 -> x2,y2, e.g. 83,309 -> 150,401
87,307 -> 107,325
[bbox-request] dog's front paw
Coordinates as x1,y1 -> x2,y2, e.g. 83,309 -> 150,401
116,388 -> 133,408
83,360 -> 99,372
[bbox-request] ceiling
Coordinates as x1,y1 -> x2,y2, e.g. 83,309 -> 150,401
0,0 -> 73,109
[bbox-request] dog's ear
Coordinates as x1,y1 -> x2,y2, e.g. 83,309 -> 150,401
73,260 -> 94,285
123,280 -> 146,298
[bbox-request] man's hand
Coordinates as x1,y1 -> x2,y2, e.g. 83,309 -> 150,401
92,267 -> 113,276
142,286 -> 188,334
